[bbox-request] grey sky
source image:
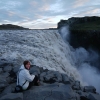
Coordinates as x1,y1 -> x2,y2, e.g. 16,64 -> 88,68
0,0 -> 100,29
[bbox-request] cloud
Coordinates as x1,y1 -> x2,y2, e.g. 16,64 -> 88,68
0,0 -> 100,29
49,1 -> 64,13
73,0 -> 90,8
30,1 -> 38,6
7,11 -> 16,17
39,4 -> 50,11
18,18 -> 56,29
0,1 -> 22,11
86,8 -> 100,14
73,6 -> 100,17
13,14 -> 65,29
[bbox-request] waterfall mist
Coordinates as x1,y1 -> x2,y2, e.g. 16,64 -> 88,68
59,26 -> 70,43
59,26 -> 100,93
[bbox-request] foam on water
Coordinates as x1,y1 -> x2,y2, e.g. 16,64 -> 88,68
0,30 -> 82,84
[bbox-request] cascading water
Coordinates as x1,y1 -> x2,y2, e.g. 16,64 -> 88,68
0,29 -> 100,93
59,26 -> 100,93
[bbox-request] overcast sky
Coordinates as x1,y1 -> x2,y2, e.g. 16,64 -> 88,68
0,0 -> 100,29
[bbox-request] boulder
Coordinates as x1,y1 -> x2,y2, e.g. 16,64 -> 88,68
6,77 -> 12,84
80,96 -> 89,100
76,90 -> 88,97
69,77 -> 75,83
53,71 -> 62,82
39,67 -> 44,73
30,65 -> 40,75
13,67 -> 20,74
0,93 -> 23,100
3,66 -> 12,72
61,73 -> 70,84
72,81 -> 81,90
69,77 -> 75,87
88,93 -> 100,100
0,62 -> 10,68
2,72 -> 9,78
44,74 -> 56,83
0,76 -> 9,92
43,71 -> 62,83
40,72 -> 47,81
84,86 -> 96,93
74,92 -> 80,100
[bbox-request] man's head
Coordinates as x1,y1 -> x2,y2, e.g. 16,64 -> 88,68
23,60 -> 31,70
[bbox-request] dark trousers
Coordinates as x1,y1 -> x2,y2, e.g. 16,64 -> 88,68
27,75 -> 39,90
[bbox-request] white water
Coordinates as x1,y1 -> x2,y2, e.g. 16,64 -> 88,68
60,26 -> 100,93
0,29 -> 100,92
0,30 -> 82,82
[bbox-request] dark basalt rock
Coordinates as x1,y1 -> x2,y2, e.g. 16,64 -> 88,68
30,65 -> 40,75
88,93 -> 100,100
0,93 -> 23,100
61,73 -> 70,84
0,24 -> 29,30
80,96 -> 89,100
0,65 -> 100,100
23,84 -> 77,100
58,16 -> 100,52
83,86 -> 96,93
72,81 -> 81,90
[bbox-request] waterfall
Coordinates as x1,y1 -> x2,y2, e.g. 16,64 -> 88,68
59,26 -> 100,93
0,29 -> 100,93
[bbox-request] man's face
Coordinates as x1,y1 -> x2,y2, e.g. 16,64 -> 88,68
25,62 -> 30,70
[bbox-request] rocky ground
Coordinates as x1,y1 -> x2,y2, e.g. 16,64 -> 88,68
0,30 -> 100,100
0,65 -> 100,100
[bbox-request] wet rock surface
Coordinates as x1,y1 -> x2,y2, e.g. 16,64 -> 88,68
0,65 -> 100,100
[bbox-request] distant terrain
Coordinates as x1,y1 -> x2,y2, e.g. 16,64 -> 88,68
0,24 -> 29,30
0,24 -> 57,30
58,16 -> 100,31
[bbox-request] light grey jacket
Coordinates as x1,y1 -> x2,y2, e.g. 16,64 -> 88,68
17,65 -> 35,90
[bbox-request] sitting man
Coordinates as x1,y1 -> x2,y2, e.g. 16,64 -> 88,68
17,60 -> 40,91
